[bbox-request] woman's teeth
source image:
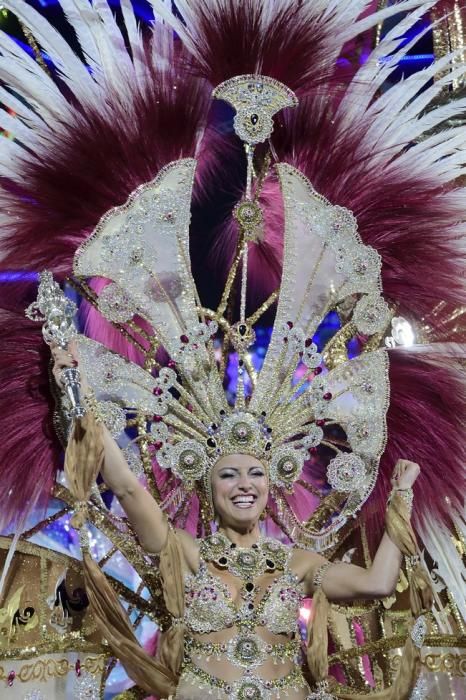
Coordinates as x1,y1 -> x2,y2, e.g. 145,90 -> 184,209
232,496 -> 256,508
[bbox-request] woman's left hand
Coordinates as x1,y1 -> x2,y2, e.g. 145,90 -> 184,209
391,459 -> 420,490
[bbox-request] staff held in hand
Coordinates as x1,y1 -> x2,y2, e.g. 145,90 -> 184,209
26,270 -> 85,419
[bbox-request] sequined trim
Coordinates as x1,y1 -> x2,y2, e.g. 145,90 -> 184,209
181,661 -> 307,699
185,635 -> 301,668
313,561 -> 332,590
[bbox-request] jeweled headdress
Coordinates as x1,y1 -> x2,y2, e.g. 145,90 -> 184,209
71,75 -> 391,550
1,1 -> 465,695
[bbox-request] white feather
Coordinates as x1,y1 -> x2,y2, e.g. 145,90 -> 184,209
58,0 -> 101,75
2,0 -> 98,105
349,0 -> 435,39
0,108 -> 35,143
419,515 -> 466,622
374,54 -> 466,143
0,30 -> 69,122
93,0 -> 136,100
120,0 -> 147,85
0,85 -> 42,126
148,0 -> 193,52
337,8 -> 435,129
0,59 -> 69,127
0,139 -> 26,180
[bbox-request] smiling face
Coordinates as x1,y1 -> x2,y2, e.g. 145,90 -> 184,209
210,453 -> 269,529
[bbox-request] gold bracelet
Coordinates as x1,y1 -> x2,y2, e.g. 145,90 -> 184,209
395,487 -> 414,512
388,487 -> 414,515
313,561 -> 333,590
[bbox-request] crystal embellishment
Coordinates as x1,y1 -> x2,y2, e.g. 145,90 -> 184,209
410,675 -> 428,699
95,400 -> 127,438
308,679 -> 337,700
213,75 -> 298,144
74,671 -> 100,699
353,293 -> 392,335
327,453 -> 367,492
270,446 -> 305,488
97,282 -> 138,323
226,632 -> 268,669
411,615 -> 427,648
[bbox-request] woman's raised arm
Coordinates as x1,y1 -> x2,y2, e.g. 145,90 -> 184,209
52,344 -> 169,555
299,460 -> 420,602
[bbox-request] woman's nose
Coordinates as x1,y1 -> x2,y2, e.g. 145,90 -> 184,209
237,475 -> 252,490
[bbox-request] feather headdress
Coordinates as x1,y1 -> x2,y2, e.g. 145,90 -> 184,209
0,0 -> 465,608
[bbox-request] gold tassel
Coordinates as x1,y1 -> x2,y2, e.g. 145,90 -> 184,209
306,588 -> 330,683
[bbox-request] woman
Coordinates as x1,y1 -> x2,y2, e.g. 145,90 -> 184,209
53,347 -> 420,700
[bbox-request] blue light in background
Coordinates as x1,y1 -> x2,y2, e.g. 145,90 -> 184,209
28,0 -> 154,21
0,270 -> 38,282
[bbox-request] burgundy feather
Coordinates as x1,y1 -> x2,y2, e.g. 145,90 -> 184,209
0,285 -> 61,531
365,350 -> 466,549
174,0 -> 347,96
0,46 -> 211,278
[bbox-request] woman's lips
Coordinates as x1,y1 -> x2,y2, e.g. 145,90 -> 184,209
231,495 -> 256,508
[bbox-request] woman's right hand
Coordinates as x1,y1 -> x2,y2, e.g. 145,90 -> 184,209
50,341 -> 86,391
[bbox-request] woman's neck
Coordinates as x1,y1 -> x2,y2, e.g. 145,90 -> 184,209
218,522 -> 261,548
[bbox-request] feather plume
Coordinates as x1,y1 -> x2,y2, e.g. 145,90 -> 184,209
0,284 -> 61,532
0,0 -> 464,562
150,0 -> 434,94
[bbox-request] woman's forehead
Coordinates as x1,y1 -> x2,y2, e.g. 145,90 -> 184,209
213,453 -> 265,472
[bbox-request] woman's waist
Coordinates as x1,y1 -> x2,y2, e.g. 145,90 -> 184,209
183,630 -> 303,682
179,659 -> 308,698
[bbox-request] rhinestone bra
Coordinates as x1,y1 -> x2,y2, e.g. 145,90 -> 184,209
184,537 -> 305,636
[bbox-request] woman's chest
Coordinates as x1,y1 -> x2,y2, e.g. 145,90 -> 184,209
184,563 -> 305,635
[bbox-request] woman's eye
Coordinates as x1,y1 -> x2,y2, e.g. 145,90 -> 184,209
251,470 -> 265,477
220,472 -> 235,479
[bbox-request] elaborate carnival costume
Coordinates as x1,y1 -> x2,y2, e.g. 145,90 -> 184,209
0,1 -> 464,699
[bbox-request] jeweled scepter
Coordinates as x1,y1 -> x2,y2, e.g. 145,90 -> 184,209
26,270 -> 86,418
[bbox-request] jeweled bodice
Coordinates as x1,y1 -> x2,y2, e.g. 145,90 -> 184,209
183,534 -> 305,637
184,561 -> 304,636
180,534 -> 308,699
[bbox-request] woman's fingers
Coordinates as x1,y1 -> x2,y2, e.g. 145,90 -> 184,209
51,344 -> 80,389
392,459 -> 420,488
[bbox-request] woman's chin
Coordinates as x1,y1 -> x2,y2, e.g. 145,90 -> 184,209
227,503 -> 262,524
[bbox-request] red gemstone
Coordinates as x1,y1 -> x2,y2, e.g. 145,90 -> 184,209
153,415 -> 163,422
323,392 -> 332,400
75,660 -> 81,677
7,671 -> 15,686
168,360 -> 176,369
305,338 -> 313,347
309,447 -> 318,455
180,334 -> 189,344
316,419 -> 326,427
154,387 -> 163,396
287,321 -> 294,329
314,367 -> 322,375
154,441 -> 163,451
